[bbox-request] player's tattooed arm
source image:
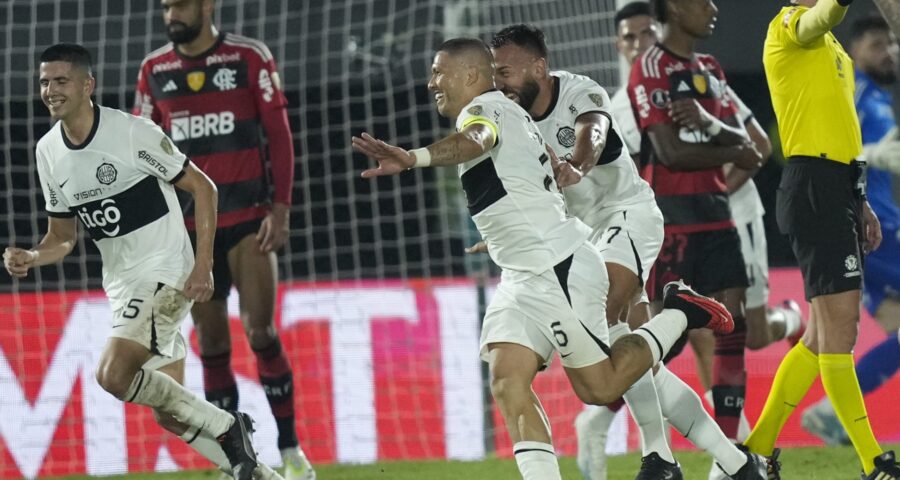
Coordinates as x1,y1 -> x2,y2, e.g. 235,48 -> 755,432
4,217 -> 77,278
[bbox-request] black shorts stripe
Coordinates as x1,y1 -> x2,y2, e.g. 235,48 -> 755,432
553,254 -> 574,306
460,158 -> 507,216
150,312 -> 160,355
628,233 -> 644,287
580,320 -> 612,357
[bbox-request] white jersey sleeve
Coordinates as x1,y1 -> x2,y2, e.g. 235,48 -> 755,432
130,117 -> 189,183
611,88 -> 641,155
455,98 -> 503,140
725,86 -> 765,222
36,145 -> 73,217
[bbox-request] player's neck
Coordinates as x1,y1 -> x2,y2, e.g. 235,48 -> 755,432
530,76 -> 557,119
660,25 -> 696,60
175,25 -> 219,57
61,102 -> 95,146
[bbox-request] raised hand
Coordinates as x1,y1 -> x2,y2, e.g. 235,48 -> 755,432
353,133 -> 416,178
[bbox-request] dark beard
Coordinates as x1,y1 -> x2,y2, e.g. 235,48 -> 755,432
167,20 -> 203,45
868,68 -> 897,86
513,79 -> 541,112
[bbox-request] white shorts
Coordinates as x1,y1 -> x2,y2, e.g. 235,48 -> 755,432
480,241 -> 611,369
736,214 -> 769,309
109,282 -> 193,367
591,203 -> 664,288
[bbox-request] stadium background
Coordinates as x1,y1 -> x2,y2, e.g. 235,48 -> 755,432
1,0 -> 899,478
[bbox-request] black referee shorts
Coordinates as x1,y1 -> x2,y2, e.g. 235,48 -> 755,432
776,156 -> 864,300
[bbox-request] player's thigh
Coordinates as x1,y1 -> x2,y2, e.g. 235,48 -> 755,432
109,282 -> 192,361
736,214 -> 770,310
191,299 -> 232,354
486,342 -> 542,397
597,206 -> 662,299
228,231 -> 278,328
810,289 -> 861,353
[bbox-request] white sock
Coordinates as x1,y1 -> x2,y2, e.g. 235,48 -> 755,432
575,406 -> 615,479
180,426 -> 231,472
654,366 -> 746,475
514,441 -> 561,480
125,368 -> 234,437
633,309 -> 688,364
610,323 -> 675,463
768,306 -> 801,340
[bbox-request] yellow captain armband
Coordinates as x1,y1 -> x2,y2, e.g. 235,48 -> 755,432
460,116 -> 499,146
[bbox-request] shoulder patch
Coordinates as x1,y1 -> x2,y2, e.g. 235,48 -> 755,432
160,136 -> 174,155
782,7 -> 798,28
588,93 -> 604,107
467,105 -> 483,116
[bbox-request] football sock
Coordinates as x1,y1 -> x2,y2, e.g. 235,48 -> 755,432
745,342 -> 819,457
514,441 -> 561,480
201,350 -> 240,411
633,309 -> 688,365
654,365 -> 746,475
253,339 -> 298,450
180,426 -> 231,472
820,353 -> 882,474
125,368 -> 234,437
768,306 -> 802,340
712,316 -> 747,439
610,322 -> 674,463
855,333 -> 900,394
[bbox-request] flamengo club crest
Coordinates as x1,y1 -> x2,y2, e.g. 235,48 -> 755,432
187,71 -> 206,92
96,163 -> 117,185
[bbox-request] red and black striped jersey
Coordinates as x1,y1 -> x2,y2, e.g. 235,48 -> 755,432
133,32 -> 294,229
628,43 -> 738,234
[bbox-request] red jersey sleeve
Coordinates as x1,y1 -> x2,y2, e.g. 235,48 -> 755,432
248,44 -> 295,206
627,57 -> 672,131
132,61 -> 161,125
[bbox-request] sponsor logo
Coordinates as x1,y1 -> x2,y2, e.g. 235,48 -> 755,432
170,111 -> 235,141
162,79 -> 177,92
96,163 -> 117,185
76,198 -> 122,236
556,126 -> 576,148
74,188 -> 103,201
650,88 -> 669,109
677,81 -> 691,93
151,59 -> 182,74
467,105 -> 483,116
259,69 -> 275,102
138,150 -> 169,176
692,74 -> 708,95
160,136 -> 174,155
634,85 -> 650,119
59,178 -> 70,188
206,51 -> 241,66
187,71 -> 205,91
844,254 -> 861,277
212,67 -> 238,91
48,183 -> 59,207
569,104 -> 578,116
588,93 -> 604,107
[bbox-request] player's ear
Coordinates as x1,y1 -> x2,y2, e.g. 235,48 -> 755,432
84,74 -> 96,97
533,57 -> 547,78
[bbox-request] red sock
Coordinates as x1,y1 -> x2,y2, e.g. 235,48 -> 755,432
712,317 -> 747,439
253,339 -> 298,450
200,350 -> 239,411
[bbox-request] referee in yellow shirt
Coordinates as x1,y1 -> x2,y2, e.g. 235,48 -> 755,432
744,0 -> 900,478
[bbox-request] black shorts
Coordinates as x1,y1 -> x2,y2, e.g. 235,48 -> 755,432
776,157 -> 864,300
647,228 -> 749,301
189,219 -> 262,300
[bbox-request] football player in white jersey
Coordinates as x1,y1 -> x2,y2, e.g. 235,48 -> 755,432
2,44 -> 282,480
489,23 -> 767,480
352,37 -> 737,480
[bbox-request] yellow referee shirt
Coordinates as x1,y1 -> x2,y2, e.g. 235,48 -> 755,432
763,5 -> 862,164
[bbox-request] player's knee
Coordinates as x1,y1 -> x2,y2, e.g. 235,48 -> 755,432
95,361 -> 138,400
197,330 -> 232,356
745,329 -> 770,350
489,376 -> 528,406
575,386 -> 617,407
246,325 -> 277,350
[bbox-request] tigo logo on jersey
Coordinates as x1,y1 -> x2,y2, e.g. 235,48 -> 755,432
187,71 -> 206,91
213,67 -> 238,91
96,163 -> 117,185
77,199 -> 122,237
170,111 -> 235,141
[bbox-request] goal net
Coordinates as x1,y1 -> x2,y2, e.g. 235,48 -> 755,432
0,0 -> 622,477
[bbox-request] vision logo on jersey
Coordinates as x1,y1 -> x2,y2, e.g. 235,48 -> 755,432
96,163 -> 117,185
170,111 -> 235,141
557,127 -> 576,148
213,67 -> 238,91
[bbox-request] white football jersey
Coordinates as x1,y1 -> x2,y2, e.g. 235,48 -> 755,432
536,71 -> 655,230
611,87 -> 641,156
725,86 -> 765,223
456,90 -> 591,274
36,105 -> 194,308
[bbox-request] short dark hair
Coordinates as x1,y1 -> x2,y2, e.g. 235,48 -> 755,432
615,2 -> 652,26
490,24 -> 548,58
436,37 -> 494,67
650,0 -> 668,23
40,43 -> 93,75
850,15 -> 891,44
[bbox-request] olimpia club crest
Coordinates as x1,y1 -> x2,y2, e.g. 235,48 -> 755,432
556,127 -> 576,148
96,163 -> 117,185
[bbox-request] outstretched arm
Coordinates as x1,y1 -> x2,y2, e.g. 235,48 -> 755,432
354,123 -> 495,177
3,216 -> 77,278
795,0 -> 852,45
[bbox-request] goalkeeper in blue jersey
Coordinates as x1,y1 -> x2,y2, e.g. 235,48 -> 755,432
802,14 -> 900,446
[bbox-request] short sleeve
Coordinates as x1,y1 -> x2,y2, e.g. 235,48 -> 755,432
456,100 -> 501,143
570,81 -> 612,117
130,116 -> 189,183
778,6 -> 810,47
36,148 -> 73,217
628,61 -> 672,130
